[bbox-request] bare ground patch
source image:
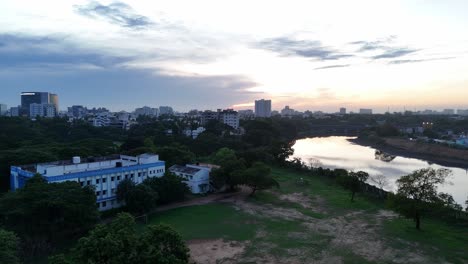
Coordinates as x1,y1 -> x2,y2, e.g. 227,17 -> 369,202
279,192 -> 328,214
188,239 -> 246,264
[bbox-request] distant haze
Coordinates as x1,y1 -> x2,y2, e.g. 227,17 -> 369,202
1,1 -> 468,112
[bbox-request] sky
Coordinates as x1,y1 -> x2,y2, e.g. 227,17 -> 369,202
1,0 -> 468,112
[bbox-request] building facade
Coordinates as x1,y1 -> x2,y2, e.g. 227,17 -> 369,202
0,104 -> 7,116
359,108 -> 373,114
169,164 -> 212,194
159,106 -> 174,116
21,92 -> 49,116
201,109 -> 239,129
11,154 -> 165,211
255,99 -> 272,117
339,107 -> 347,114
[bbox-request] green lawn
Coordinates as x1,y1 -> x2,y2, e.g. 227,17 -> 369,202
384,218 -> 468,264
148,204 -> 257,241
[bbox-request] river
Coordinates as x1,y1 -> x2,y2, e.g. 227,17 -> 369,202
292,136 -> 468,205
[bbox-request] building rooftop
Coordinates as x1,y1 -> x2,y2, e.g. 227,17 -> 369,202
17,153 -> 160,177
169,165 -> 201,175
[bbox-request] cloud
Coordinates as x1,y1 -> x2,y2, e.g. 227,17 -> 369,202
256,37 -> 353,60
0,33 -> 258,111
372,48 -> 419,59
0,34 -> 131,70
74,1 -> 152,29
314,64 -> 350,70
388,57 -> 455,64
350,35 -> 397,52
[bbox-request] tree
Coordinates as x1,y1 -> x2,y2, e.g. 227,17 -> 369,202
0,229 -> 20,264
144,172 -> 189,205
0,174 -> 98,256
465,196 -> 468,212
157,144 -> 195,167
211,148 -> 247,191
338,171 -> 369,202
391,168 -> 451,230
72,213 -> 189,264
117,179 -> 158,214
243,162 -> 279,195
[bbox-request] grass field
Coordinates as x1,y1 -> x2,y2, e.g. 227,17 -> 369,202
147,167 -> 468,263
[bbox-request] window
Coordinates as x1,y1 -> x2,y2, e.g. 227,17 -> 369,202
117,176 -> 121,181
102,201 -> 107,207
96,179 -> 100,184
96,191 -> 100,196
189,176 -> 193,180
103,190 -> 107,195
80,182 -> 84,187
111,176 -> 115,182
111,188 -> 116,194
87,180 -> 91,185
102,178 -> 107,183
138,172 -> 141,177
125,175 -> 128,179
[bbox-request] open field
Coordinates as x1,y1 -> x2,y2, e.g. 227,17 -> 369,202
148,168 -> 468,264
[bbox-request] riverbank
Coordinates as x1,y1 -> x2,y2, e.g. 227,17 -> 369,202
350,137 -> 468,169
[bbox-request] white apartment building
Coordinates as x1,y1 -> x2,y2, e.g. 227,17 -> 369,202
184,127 -> 206,139
255,99 -> 272,117
221,109 -> 240,129
11,154 -> 165,211
135,106 -> 159,117
169,164 -> 213,194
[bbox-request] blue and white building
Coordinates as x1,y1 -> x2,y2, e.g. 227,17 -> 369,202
11,154 -> 165,211
169,164 -> 214,194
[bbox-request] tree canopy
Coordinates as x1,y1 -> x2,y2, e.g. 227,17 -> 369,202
70,213 -> 189,264
389,168 -> 452,229
0,174 -> 99,256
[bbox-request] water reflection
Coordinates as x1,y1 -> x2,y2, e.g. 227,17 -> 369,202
292,136 -> 468,205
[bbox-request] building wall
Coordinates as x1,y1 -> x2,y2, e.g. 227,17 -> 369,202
11,161 -> 165,211
255,99 -> 272,117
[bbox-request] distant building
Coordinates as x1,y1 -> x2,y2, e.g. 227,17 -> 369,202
11,154 -> 165,211
92,112 -> 130,130
49,93 -> 59,112
21,92 -> 50,116
0,104 -> 7,116
359,108 -> 373,114
184,127 -> 206,139
442,109 -> 455,115
457,109 -> 468,116
339,107 -> 346,114
29,103 -> 57,118
201,109 -> 239,129
238,109 -> 255,120
159,106 -> 174,116
68,105 -> 87,118
221,109 -> 240,129
255,99 -> 272,118
10,106 -> 20,117
135,106 -> 159,117
281,106 -> 296,117
169,164 -> 213,194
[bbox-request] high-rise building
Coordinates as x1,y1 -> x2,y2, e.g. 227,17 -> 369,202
21,92 -> 49,116
49,93 -> 59,112
339,107 -> 346,114
0,104 -> 7,116
255,99 -> 272,117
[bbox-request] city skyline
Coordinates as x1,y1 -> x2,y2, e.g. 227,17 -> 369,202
1,1 -> 468,112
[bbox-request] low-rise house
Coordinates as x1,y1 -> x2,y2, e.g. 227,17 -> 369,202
169,164 -> 213,194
